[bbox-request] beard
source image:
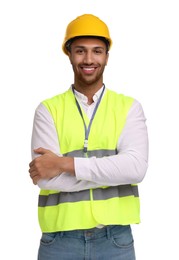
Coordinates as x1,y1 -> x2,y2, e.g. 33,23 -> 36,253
73,64 -> 106,86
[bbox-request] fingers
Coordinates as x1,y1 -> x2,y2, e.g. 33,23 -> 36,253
29,147 -> 49,171
33,147 -> 49,155
29,156 -> 39,168
29,166 -> 40,185
30,174 -> 39,185
28,147 -> 45,185
29,166 -> 36,179
28,147 -> 58,185
29,158 -> 40,183
29,160 -> 34,168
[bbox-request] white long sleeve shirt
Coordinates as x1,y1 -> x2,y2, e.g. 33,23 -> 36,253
31,87 -> 149,192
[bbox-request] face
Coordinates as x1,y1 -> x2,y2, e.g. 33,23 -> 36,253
68,37 -> 109,87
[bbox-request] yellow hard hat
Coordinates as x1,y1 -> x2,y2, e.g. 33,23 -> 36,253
62,14 -> 112,55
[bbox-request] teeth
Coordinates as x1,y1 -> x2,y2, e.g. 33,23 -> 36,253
83,68 -> 94,71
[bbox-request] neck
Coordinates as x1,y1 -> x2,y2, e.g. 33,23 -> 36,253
73,82 -> 104,105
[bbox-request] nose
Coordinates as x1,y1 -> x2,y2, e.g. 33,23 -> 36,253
83,50 -> 93,64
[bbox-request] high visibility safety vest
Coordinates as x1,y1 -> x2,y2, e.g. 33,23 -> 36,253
38,88 -> 140,232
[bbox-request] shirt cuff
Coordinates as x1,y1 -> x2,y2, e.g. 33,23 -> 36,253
74,157 -> 92,181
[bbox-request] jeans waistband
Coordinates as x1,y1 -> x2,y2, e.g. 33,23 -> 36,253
58,225 -> 130,240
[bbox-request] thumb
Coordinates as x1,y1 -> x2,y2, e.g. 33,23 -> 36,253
33,147 -> 50,155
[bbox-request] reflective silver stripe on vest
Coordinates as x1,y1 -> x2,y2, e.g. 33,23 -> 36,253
63,149 -> 117,158
38,185 -> 139,207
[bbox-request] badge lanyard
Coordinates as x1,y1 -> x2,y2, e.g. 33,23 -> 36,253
72,85 -> 105,154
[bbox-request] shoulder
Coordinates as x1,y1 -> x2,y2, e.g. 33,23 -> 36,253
105,88 -> 135,111
106,88 -> 134,102
41,89 -> 74,110
105,88 -> 146,118
43,90 -> 70,104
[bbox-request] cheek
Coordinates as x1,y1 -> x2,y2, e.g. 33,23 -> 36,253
70,57 -> 82,66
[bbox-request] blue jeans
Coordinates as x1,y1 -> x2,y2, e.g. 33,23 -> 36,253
38,225 -> 136,260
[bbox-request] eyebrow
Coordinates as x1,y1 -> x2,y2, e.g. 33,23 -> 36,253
74,46 -> 105,50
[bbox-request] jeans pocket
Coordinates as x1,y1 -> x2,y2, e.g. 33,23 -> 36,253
111,226 -> 134,249
112,236 -> 134,249
40,232 -> 58,246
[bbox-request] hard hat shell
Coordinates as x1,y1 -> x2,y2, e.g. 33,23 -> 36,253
62,14 -> 112,55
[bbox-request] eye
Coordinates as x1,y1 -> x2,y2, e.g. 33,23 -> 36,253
75,48 -> 84,54
94,48 -> 104,54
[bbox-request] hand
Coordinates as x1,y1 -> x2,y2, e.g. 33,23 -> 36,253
29,147 -> 62,185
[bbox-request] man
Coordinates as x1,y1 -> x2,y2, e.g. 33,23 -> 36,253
29,14 -> 148,260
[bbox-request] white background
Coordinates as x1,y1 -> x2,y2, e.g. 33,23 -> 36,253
0,0 -> 179,259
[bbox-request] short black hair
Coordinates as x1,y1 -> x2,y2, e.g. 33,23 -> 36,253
65,36 -> 110,54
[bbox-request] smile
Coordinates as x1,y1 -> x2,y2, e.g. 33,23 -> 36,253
81,67 -> 96,74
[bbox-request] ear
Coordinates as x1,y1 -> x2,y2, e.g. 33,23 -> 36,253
105,52 -> 109,65
68,52 -> 73,64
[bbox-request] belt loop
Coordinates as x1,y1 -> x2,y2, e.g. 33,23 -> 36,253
106,226 -> 111,239
59,231 -> 64,238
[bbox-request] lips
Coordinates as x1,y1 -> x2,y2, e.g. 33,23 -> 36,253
81,67 -> 96,74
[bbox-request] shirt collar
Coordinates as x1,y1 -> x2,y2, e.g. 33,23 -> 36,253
71,84 -> 105,105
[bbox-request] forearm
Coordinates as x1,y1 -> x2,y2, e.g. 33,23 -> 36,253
75,99 -> 148,186
57,156 -> 75,176
37,149 -> 147,190
35,153 -> 103,192
37,174 -> 102,192
31,103 -> 102,191
75,151 -> 148,186
33,151 -> 103,191
31,99 -> 148,190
